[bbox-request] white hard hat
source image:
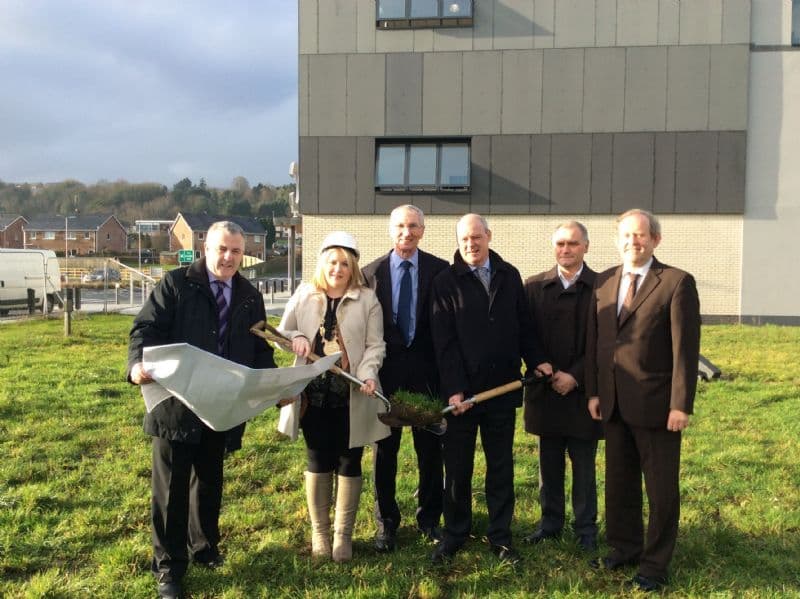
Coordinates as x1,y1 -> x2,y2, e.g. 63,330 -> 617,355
320,231 -> 359,258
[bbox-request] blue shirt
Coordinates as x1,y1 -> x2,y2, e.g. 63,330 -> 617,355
207,270 -> 232,307
390,250 -> 419,344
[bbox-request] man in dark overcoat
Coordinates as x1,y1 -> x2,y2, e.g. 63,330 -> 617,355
128,221 -> 275,599
362,204 -> 448,552
586,209 -> 700,593
523,221 -> 602,552
430,213 -> 549,564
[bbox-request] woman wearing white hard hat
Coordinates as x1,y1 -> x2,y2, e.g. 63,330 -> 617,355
277,231 -> 389,562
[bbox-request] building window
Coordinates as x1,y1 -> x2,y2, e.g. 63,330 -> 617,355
67,231 -> 77,240
29,232 -> 37,239
376,139 -> 470,192
44,231 -> 55,240
84,232 -> 90,239
794,0 -> 800,46
254,235 -> 262,243
377,0 -> 472,29
106,233 -> 111,241
198,232 -> 204,241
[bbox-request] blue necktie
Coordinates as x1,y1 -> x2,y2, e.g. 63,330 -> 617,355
214,280 -> 229,354
477,266 -> 490,293
397,260 -> 412,346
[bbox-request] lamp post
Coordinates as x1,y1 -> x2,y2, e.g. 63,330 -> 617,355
64,214 -> 77,283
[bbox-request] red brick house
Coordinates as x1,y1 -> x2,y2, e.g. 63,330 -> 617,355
0,215 -> 27,248
170,213 -> 267,260
24,214 -> 127,256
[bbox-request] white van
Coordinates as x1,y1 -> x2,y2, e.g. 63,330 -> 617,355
0,249 -> 62,315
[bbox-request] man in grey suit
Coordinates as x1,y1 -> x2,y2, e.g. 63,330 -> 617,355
362,204 -> 448,552
586,209 -> 700,593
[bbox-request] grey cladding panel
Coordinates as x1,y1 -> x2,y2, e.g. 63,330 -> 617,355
347,54 -> 385,136
463,52 -> 502,135
653,133 -> 676,213
309,55 -> 347,136
490,135 -> 531,214
709,45 -> 749,130
469,136 -> 492,215
624,47 -> 667,132
554,0 -> 595,48
717,131 -> 746,213
492,0 -> 535,49
386,53 -> 422,135
675,132 -> 717,213
667,46 -> 710,131
583,48 -> 625,133
679,0 -> 722,45
616,0 -> 659,46
612,133 -> 654,213
318,0 -> 357,53
318,138 -> 357,214
299,0 -> 318,55
550,134 -> 591,214
356,137 -> 376,214
502,50 -> 543,134
591,134 -> 613,213
531,134 -> 551,213
422,53 -> 462,135
299,137 -> 319,214
542,49 -> 583,133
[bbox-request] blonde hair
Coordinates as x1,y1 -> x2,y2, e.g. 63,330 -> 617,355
311,247 -> 365,292
617,208 -> 661,237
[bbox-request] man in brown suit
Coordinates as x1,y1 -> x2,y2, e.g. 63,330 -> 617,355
523,221 -> 602,552
586,209 -> 700,593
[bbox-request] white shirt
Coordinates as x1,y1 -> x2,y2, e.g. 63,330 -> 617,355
558,263 -> 584,289
617,257 -> 653,316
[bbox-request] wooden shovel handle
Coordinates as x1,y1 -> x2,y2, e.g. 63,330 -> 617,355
469,379 -> 524,404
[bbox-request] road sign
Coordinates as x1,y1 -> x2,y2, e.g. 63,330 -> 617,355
178,250 -> 194,264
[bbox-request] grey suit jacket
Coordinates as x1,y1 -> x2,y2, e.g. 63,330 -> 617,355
585,257 -> 701,428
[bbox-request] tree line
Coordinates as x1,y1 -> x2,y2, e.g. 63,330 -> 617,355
0,177 -> 293,235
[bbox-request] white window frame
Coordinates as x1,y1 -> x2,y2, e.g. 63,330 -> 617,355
375,139 -> 471,193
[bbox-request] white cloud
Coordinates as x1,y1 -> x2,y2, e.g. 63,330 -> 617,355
0,0 -> 298,187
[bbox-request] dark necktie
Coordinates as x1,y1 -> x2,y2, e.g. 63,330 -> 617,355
476,266 -> 490,293
214,280 -> 229,354
618,272 -> 639,323
396,260 -> 412,346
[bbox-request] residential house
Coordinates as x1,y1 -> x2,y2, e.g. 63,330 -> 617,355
24,214 -> 127,256
170,213 -> 267,259
0,215 -> 27,249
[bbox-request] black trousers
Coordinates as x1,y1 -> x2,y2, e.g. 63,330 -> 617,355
151,427 -> 226,582
441,406 -> 516,548
537,435 -> 598,537
604,414 -> 682,579
372,425 -> 443,534
302,404 -> 363,476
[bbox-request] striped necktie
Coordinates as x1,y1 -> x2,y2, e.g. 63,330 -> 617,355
214,280 -> 229,354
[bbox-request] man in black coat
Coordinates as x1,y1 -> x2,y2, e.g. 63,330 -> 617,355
362,204 -> 448,552
430,213 -> 549,564
128,221 -> 275,599
522,221 -> 602,552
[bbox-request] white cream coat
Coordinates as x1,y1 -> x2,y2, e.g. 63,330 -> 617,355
277,282 -> 390,448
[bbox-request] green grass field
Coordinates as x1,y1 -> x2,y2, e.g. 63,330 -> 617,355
0,316 -> 798,598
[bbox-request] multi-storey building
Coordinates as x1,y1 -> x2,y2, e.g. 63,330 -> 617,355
298,0 -> 800,323
170,213 -> 268,260
24,214 -> 127,256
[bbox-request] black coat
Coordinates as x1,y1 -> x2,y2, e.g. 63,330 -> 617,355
362,249 -> 449,397
128,259 -> 275,446
430,249 -> 545,410
523,265 -> 602,440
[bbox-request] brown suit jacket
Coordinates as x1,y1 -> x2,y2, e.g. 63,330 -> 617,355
585,258 -> 701,428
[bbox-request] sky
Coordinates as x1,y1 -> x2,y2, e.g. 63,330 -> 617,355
0,1 -> 298,189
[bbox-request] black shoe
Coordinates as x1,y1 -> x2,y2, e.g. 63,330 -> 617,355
577,534 -> 598,552
193,548 -> 224,570
589,554 -> 639,570
418,525 -> 442,543
522,528 -> 561,544
157,581 -> 182,599
489,544 -> 522,565
627,573 -> 667,593
373,528 -> 397,553
430,541 -> 460,564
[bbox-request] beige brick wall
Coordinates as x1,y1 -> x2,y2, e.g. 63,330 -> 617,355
302,214 -> 742,317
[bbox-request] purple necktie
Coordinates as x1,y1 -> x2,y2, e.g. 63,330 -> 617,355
214,280 -> 229,354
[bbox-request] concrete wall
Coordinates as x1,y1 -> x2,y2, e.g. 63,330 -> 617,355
301,213 -> 742,317
741,2 -> 800,320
